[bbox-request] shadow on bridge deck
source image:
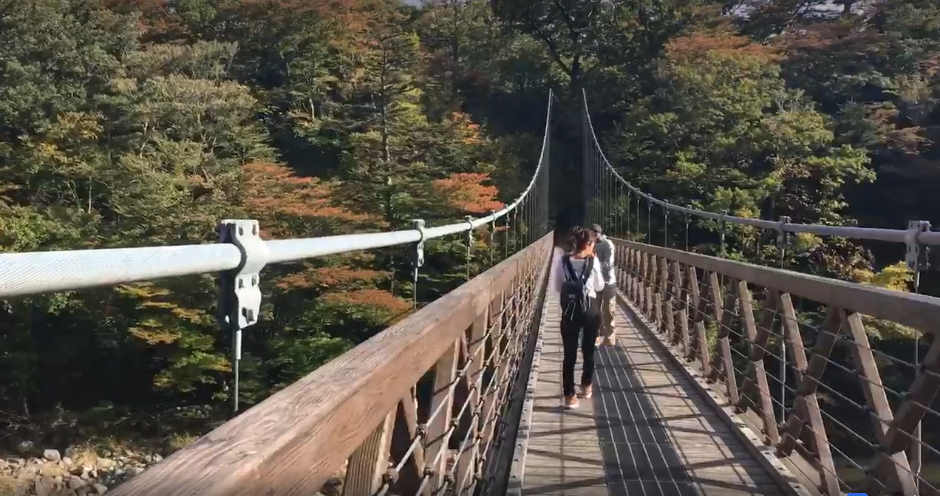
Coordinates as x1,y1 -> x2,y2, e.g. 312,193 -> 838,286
513,250 -> 788,496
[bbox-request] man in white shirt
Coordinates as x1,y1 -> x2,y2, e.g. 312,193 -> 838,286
591,224 -> 617,345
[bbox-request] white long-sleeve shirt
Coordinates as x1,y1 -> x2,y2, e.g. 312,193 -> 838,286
552,254 -> 606,299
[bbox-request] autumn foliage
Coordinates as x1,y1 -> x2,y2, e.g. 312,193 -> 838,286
243,161 -> 377,237
433,173 -> 505,215
666,32 -> 782,62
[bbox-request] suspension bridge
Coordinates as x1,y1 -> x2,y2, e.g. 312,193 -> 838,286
1,90 -> 938,496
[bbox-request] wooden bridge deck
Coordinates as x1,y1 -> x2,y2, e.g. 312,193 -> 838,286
513,250 -> 788,496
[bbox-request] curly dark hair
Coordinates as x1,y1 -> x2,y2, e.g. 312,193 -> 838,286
566,226 -> 597,254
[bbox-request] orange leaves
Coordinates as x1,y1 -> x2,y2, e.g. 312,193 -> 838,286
432,173 -> 504,216
666,33 -> 782,63
320,288 -> 411,315
242,161 -> 377,237
275,267 -> 386,290
447,112 -> 483,145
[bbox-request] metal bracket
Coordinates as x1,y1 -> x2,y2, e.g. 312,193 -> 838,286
218,219 -> 268,332
719,210 -> 728,256
776,216 -> 791,248
466,216 -> 475,244
905,220 -> 931,272
411,219 -> 426,269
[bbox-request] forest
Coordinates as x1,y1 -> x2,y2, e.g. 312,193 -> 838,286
0,0 -> 938,482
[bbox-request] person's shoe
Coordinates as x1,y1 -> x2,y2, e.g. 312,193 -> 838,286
595,336 -> 603,347
564,395 -> 579,409
579,384 -> 593,399
603,334 -> 616,346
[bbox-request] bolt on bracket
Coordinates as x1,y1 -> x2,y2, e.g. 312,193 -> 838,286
905,220 -> 931,272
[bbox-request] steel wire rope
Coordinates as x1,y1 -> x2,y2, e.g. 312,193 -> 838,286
581,89 -> 940,246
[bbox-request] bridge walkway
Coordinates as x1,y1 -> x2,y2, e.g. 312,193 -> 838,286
515,250 -> 787,496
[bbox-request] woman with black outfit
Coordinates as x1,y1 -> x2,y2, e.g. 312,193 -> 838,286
552,227 -> 606,409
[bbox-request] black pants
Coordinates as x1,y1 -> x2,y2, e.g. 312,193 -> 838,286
561,311 -> 601,397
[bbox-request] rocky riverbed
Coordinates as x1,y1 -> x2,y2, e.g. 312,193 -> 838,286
0,442 -> 346,496
0,444 -> 162,496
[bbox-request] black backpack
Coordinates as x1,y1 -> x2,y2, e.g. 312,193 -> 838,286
560,256 -> 597,320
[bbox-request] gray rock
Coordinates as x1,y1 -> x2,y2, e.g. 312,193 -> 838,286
16,440 -> 34,455
34,475 -> 56,496
61,456 -> 73,466
93,483 -> 108,494
42,449 -> 61,462
68,476 -> 86,491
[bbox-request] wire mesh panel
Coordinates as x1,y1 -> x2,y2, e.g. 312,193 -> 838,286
612,238 -> 940,496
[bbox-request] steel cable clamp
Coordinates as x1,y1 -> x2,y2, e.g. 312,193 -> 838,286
411,219 -> 426,269
218,219 -> 268,331
905,220 -> 931,272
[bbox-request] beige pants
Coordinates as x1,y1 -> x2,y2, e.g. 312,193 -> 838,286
600,285 -> 616,338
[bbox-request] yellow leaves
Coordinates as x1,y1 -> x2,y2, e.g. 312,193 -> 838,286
792,232 -> 822,252
447,112 -> 483,145
27,112 -> 103,166
117,283 -> 171,299
35,142 -> 67,162
129,325 -> 180,345
852,262 -> 913,292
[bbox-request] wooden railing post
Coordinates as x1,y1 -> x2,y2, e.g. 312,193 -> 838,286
426,341 -> 459,492
735,286 -> 780,445
688,266 -> 710,373
777,307 -> 841,495
456,311 -> 489,495
670,260 -> 685,348
862,335 -> 940,494
343,412 -> 395,496
707,273 -> 739,406
479,290 -> 505,468
842,310 -> 916,495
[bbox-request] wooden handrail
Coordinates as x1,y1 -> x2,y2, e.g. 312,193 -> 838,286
612,237 -> 940,333
108,234 -> 554,496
